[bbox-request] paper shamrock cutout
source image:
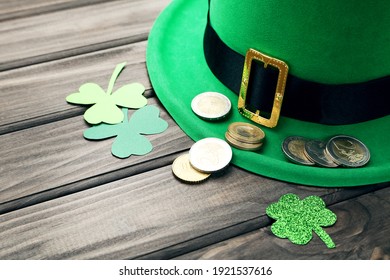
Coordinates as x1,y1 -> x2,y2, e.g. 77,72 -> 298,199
66,62 -> 147,124
266,193 -> 337,248
84,106 -> 168,158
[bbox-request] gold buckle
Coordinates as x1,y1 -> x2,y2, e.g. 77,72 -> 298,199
238,48 -> 289,128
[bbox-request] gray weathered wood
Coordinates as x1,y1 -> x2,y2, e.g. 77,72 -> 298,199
0,97 -> 192,211
0,0 -> 113,21
0,161 -> 385,259
0,0 -> 170,71
1,0 -> 388,262
0,0 -> 76,16
175,187 -> 390,260
0,42 -> 151,135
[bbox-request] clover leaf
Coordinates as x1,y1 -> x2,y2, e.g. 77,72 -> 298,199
66,62 -> 147,124
266,193 -> 337,248
84,106 -> 168,158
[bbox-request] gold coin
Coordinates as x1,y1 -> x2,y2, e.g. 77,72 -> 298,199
326,135 -> 370,167
282,136 -> 315,166
172,154 -> 211,183
225,131 -> 263,151
227,122 -> 265,144
191,92 -> 231,120
189,137 -> 233,173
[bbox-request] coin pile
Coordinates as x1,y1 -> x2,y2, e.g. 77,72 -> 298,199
172,138 -> 233,183
282,135 -> 370,168
225,122 -> 265,151
172,154 -> 211,183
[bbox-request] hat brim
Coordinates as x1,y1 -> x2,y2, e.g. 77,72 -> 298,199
146,0 -> 390,187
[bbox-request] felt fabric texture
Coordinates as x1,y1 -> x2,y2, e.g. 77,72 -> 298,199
146,0 -> 390,187
211,0 -> 390,84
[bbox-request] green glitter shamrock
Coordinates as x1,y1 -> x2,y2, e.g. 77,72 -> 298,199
266,193 -> 337,248
66,62 -> 147,124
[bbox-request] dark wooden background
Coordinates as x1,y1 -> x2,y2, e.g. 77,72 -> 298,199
0,0 -> 389,260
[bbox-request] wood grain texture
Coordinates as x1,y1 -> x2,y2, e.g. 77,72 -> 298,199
0,0 -> 112,21
0,0 -> 76,15
0,162 -> 377,260
0,160 -> 385,260
175,186 -> 390,260
0,97 -> 193,210
0,0 -> 170,71
0,42 -> 150,135
1,0 -> 388,262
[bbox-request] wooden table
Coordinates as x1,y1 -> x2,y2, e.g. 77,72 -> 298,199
1,0 -> 389,260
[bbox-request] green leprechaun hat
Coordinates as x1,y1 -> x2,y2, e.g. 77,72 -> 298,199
146,0 -> 390,187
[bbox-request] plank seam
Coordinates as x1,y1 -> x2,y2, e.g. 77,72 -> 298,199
134,183 -> 389,260
0,89 -> 155,136
0,34 -> 149,72
0,149 -> 187,216
0,0 -> 123,22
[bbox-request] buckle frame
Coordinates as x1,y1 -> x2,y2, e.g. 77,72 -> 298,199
238,48 -> 289,128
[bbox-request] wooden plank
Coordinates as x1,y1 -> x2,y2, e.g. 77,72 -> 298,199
0,161 -> 383,259
0,0 -> 76,16
0,0 -> 170,71
0,97 -> 193,212
0,0 -> 112,21
175,186 -> 390,260
0,42 -> 151,135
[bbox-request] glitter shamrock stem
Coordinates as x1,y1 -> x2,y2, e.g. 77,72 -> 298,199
107,62 -> 127,95
313,225 -> 335,249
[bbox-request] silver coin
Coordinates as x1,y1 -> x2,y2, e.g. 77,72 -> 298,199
304,140 -> 339,168
189,137 -> 233,173
326,135 -> 370,167
282,136 -> 315,166
191,92 -> 231,120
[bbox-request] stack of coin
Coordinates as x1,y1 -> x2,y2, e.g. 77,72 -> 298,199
172,138 -> 233,184
282,135 -> 370,168
225,122 -> 265,151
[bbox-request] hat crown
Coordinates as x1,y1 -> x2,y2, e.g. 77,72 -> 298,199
210,0 -> 390,83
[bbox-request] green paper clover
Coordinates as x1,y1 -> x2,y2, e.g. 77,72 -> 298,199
266,193 -> 337,248
84,106 -> 168,158
66,62 -> 147,124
